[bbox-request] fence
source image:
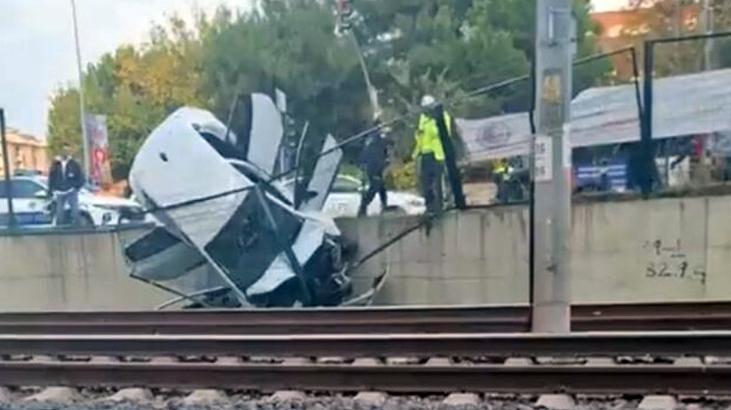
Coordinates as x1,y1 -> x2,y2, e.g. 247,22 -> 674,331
452,47 -> 643,205
640,31 -> 731,195
452,32 -> 731,205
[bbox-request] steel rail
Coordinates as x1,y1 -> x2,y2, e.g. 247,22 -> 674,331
0,331 -> 730,358
0,361 -> 729,395
1,301 -> 731,334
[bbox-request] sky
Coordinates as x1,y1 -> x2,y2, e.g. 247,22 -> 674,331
0,0 -> 627,139
0,0 -> 253,138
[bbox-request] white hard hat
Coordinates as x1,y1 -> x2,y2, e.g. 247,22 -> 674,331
420,95 -> 436,108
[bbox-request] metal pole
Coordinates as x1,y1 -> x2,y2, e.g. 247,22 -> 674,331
70,0 -> 90,181
531,0 -> 574,333
0,109 -> 16,229
629,47 -> 644,119
640,41 -> 655,196
293,121 -> 310,208
349,31 -> 381,120
432,104 -> 466,210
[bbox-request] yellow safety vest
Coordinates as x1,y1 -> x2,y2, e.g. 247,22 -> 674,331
494,159 -> 508,175
412,111 -> 452,162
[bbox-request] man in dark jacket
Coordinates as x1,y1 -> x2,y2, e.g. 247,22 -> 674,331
358,121 -> 388,217
48,144 -> 85,226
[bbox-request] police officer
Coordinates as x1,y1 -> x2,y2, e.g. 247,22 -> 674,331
358,119 -> 388,217
493,159 -> 509,203
413,95 -> 452,213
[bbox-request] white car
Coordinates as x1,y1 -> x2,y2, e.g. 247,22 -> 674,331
0,176 -> 149,227
323,175 -> 425,218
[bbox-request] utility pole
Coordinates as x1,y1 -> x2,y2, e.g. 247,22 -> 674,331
531,0 -> 576,333
349,31 -> 381,121
0,109 -> 16,229
332,0 -> 381,120
70,0 -> 90,180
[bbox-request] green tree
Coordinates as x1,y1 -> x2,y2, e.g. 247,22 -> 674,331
622,0 -> 731,75
47,0 -> 609,185
47,15 -> 206,179
200,0 -> 368,166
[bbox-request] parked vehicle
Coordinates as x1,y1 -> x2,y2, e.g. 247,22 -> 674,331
322,175 -> 425,218
0,176 -> 148,227
0,177 -> 52,226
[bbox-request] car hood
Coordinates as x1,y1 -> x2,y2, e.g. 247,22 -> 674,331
81,193 -> 141,208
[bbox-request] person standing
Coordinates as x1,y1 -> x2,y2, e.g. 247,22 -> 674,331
413,95 -> 452,213
358,120 -> 389,217
493,158 -> 509,203
48,144 -> 85,226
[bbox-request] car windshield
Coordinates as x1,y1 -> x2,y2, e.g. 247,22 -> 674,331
0,179 -> 45,199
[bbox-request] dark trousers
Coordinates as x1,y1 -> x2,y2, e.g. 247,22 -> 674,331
54,189 -> 80,226
358,173 -> 387,216
419,153 -> 443,213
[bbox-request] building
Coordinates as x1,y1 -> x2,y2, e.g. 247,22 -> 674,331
0,129 -> 49,177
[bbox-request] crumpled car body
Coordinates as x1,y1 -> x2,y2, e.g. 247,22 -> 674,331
123,93 -> 354,308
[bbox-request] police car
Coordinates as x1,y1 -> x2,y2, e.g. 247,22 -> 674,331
0,176 -> 148,227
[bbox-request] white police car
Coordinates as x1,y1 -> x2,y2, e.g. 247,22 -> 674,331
0,176 -> 148,227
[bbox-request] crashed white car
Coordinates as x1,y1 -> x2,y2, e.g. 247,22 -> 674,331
123,94 -> 369,308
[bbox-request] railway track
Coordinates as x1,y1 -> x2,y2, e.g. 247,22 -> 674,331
2,300 -> 731,334
0,331 -> 730,396
2,303 -> 731,402
1,360 -> 728,395
0,331 -> 729,357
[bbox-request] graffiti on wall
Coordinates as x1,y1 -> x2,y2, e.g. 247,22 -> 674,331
643,239 -> 706,284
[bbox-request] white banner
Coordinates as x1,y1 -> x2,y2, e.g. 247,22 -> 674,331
457,68 -> 731,163
456,112 -> 532,162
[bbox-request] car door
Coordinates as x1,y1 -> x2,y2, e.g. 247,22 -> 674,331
323,176 -> 363,218
0,179 -> 50,226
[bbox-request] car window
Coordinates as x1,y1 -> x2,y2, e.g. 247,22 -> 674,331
0,180 -> 45,199
331,176 -> 361,193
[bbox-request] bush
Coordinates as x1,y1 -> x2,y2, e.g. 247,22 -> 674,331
387,161 -> 418,191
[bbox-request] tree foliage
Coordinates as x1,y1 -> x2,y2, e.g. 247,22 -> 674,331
48,16 -> 206,179
620,0 -> 731,76
47,0 -> 607,183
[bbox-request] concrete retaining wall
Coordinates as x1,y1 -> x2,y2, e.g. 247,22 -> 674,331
338,208 -> 530,305
0,194 -> 730,310
341,195 -> 729,305
0,227 -> 168,311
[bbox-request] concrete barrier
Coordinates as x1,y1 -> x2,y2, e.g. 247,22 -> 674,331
0,194 -> 729,310
338,207 -> 530,305
0,226 -> 168,311
343,195 -> 727,305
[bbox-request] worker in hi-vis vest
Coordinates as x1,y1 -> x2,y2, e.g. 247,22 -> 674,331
412,95 -> 453,214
